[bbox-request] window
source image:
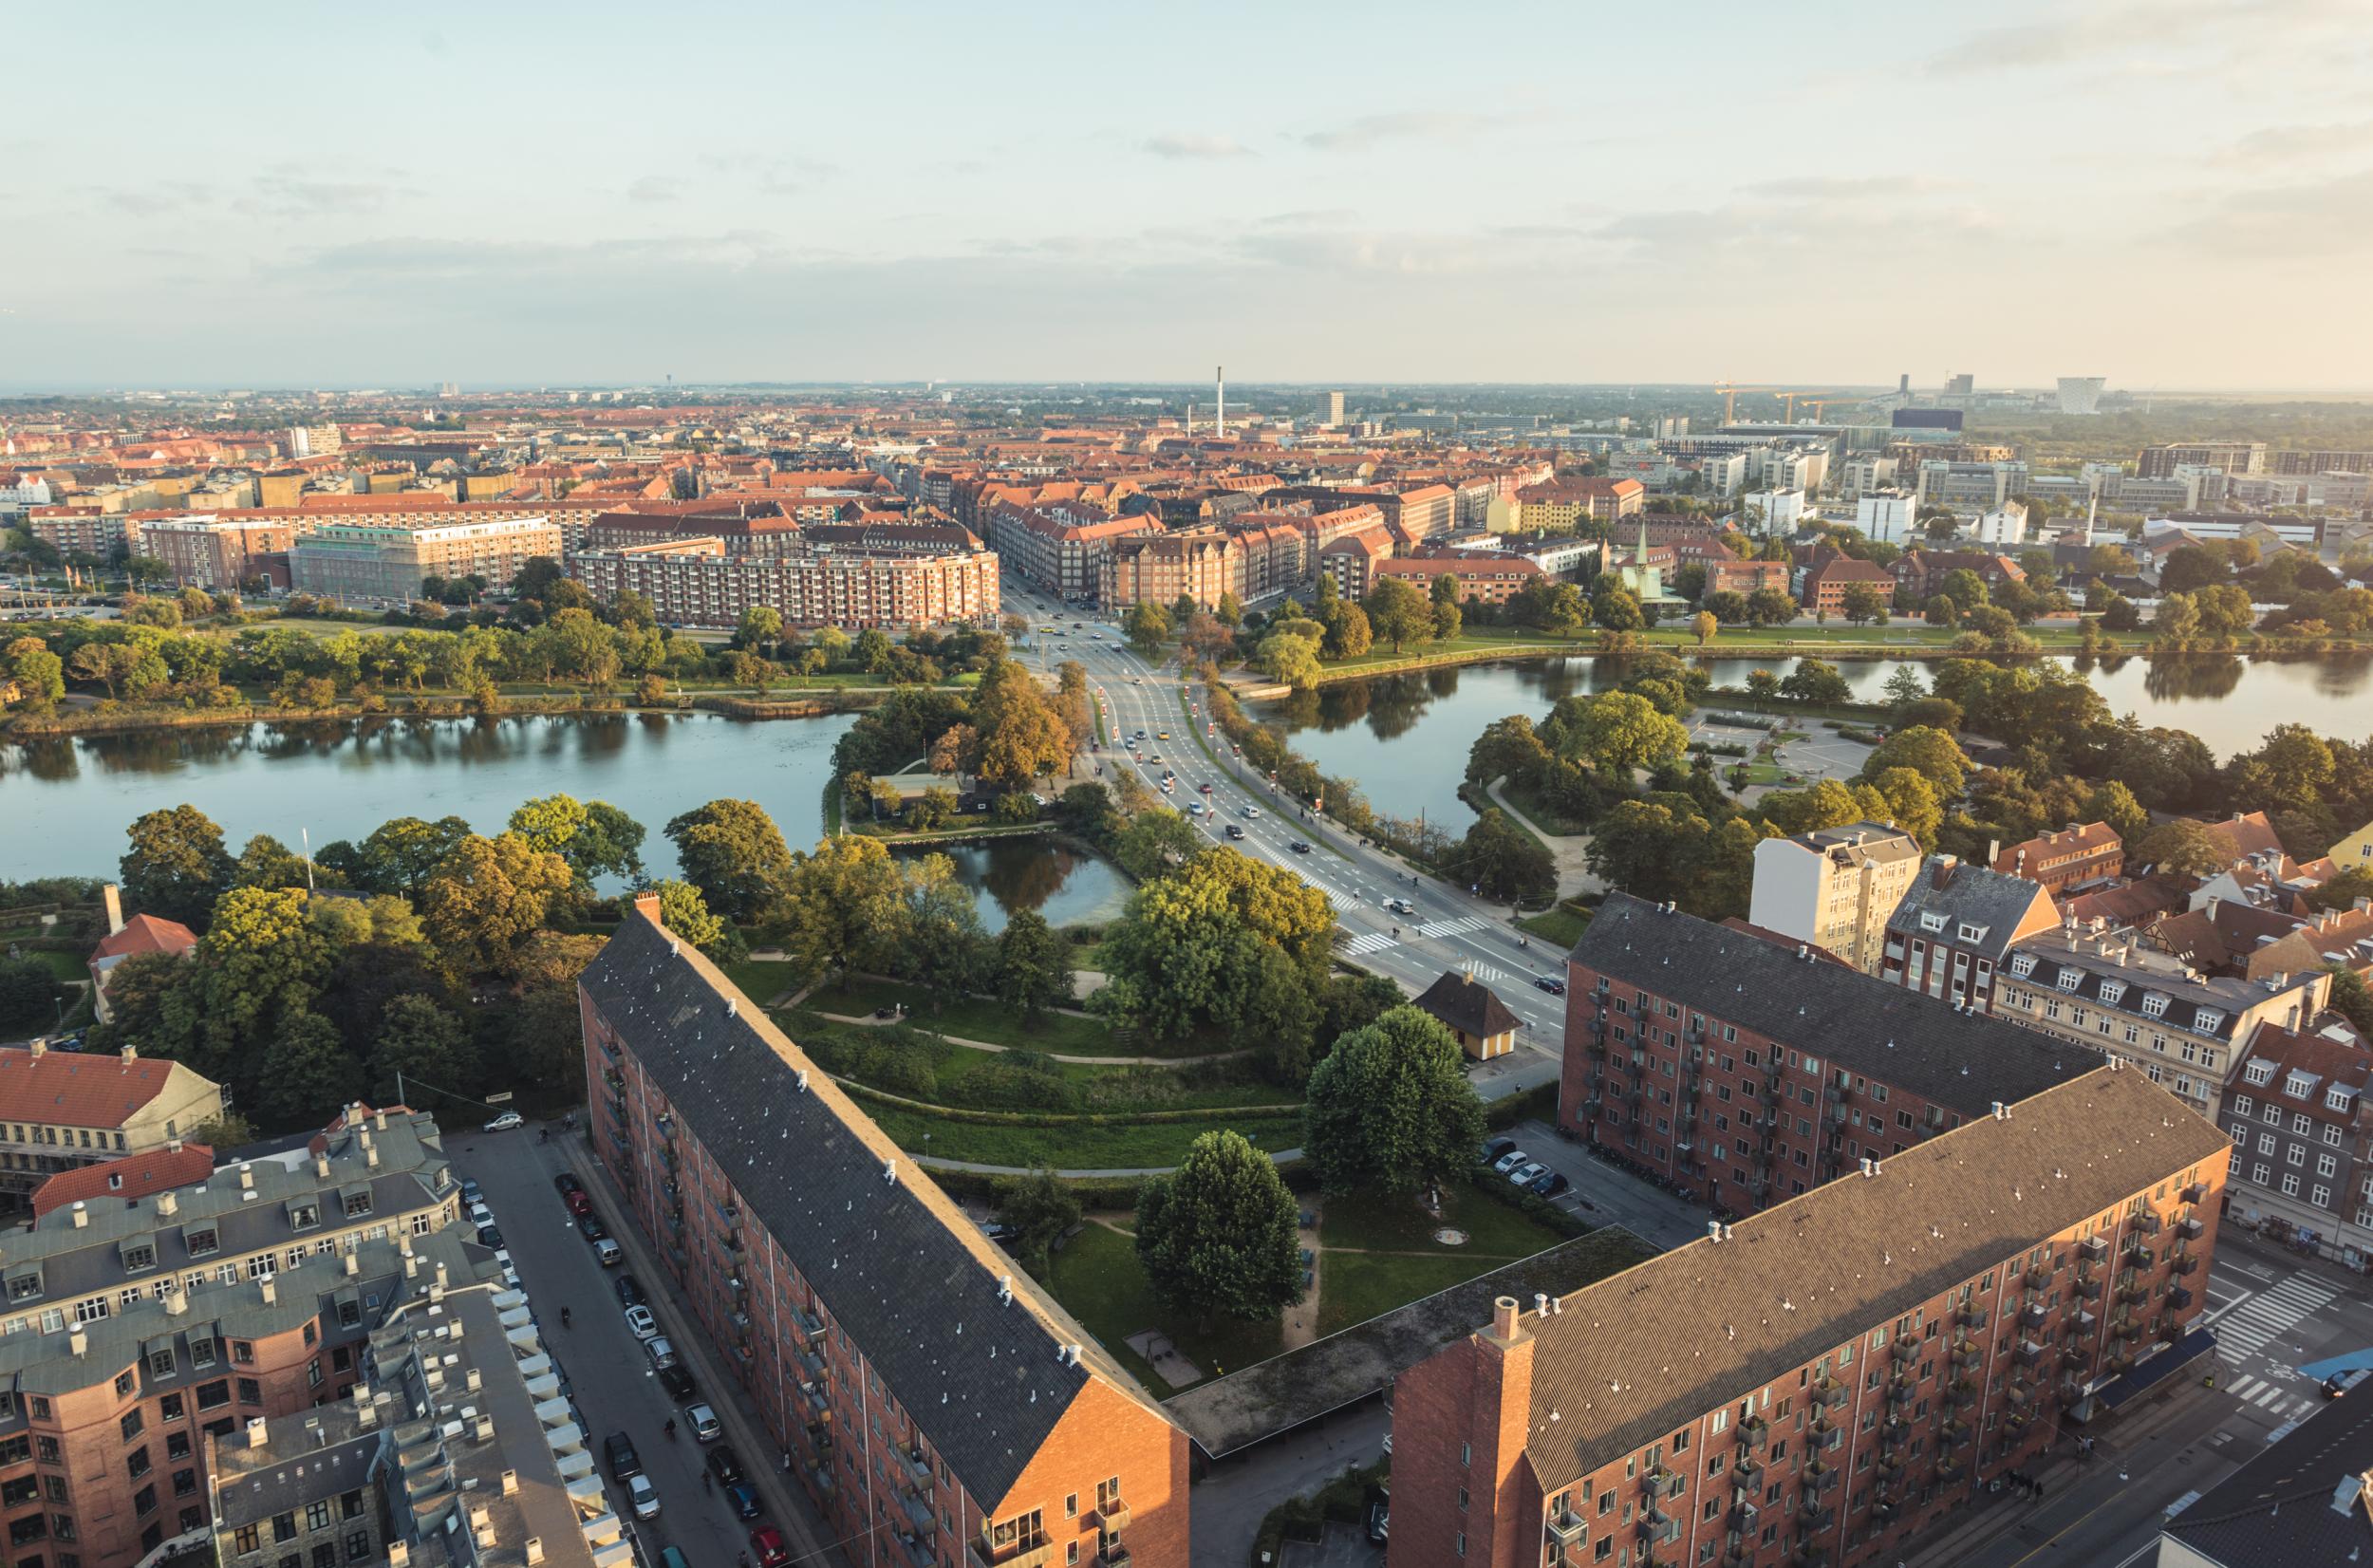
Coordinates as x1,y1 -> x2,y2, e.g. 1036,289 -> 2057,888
2098,980 -> 2126,1005
341,1193 -> 371,1218
2057,967 -> 2083,991
2321,1154 -> 2339,1179
345,1533 -> 371,1562
2282,1174 -> 2301,1197
233,1341 -> 255,1367
147,1349 -> 174,1380
2233,1095 -> 2254,1117
2010,953 -> 2037,979
2294,1113 -> 2315,1135
2141,993 -> 2170,1018
119,1409 -> 142,1442
306,1501 -> 331,1531
2329,1088 -> 2354,1113
2195,1008 -> 2225,1034
272,1512 -> 298,1543
2313,1185 -> 2332,1208
121,1244 -> 155,1273
190,1339 -> 215,1371
234,1526 -> 260,1554
184,1228 -> 217,1260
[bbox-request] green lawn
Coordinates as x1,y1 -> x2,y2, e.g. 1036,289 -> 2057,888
720,959 -> 806,1006
867,1103 -> 1300,1169
1316,1253 -> 1503,1337
22,951 -> 87,982
1516,906 -> 1591,947
1318,1185 -> 1569,1260
817,976 -> 1123,1055
1042,1223 -> 1285,1394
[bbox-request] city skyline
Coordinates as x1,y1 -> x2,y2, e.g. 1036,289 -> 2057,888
8,0 -> 2371,391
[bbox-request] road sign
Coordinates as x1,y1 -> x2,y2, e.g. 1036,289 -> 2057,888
486,1092 -> 514,1105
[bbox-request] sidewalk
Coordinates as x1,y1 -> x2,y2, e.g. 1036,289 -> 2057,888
563,1136 -> 848,1568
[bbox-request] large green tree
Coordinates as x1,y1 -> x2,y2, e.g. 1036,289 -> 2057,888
1100,849 -> 1335,1039
971,659 -> 1074,792
1560,691 -> 1689,776
508,794 -> 646,885
419,833 -> 575,975
991,909 -> 1074,1018
664,799 -> 794,923
775,835 -> 908,986
1303,1006 -> 1489,1196
370,992 -> 477,1104
1134,1130 -> 1302,1324
1448,808 -> 1557,903
348,815 -> 475,898
1363,577 -> 1434,653
1859,725 -> 1972,799
121,805 -> 233,928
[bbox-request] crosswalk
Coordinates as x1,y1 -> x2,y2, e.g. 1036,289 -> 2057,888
1340,931 -> 1399,956
1417,914 -> 1490,939
2211,1275 -> 2339,1358
2222,1370 -> 2320,1424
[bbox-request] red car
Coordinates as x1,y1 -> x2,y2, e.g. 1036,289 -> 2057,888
750,1526 -> 791,1567
565,1189 -> 593,1218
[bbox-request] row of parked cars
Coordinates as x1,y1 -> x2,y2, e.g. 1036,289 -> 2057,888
1482,1139 -> 1569,1198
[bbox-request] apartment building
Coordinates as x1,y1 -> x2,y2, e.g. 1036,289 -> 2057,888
1891,550 -> 2026,604
2136,441 -> 2265,478
0,1105 -> 462,1568
2219,1025 -> 2373,1267
1394,1064 -> 2227,1568
1991,824 -> 2122,896
1371,551 -> 1546,607
569,535 -> 999,629
129,514 -> 306,589
1988,934 -> 2328,1122
1880,856 -> 2060,1010
580,899 -> 1188,1568
290,516 -> 561,604
1747,823 -> 1924,974
1512,477 -> 1647,532
1799,554 -> 1897,617
1855,491 -> 1916,545
980,502 -> 1159,605
1098,530 -> 1240,611
24,509 -> 131,561
1913,460 -> 2028,511
0,1043 -> 224,1207
1560,896 -> 2101,1215
2268,448 -> 2373,477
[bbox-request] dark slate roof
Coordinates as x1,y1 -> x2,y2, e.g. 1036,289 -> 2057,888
1885,855 -> 2056,960
1519,1065 -> 2228,1490
215,1428 -> 384,1528
1413,972 -> 1522,1040
2161,1369 -> 2373,1565
579,912 -> 1171,1509
1571,894 -> 2100,1114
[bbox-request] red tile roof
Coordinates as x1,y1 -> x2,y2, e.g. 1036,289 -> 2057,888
90,912 -> 197,963
0,1048 -> 186,1128
30,1142 -> 214,1218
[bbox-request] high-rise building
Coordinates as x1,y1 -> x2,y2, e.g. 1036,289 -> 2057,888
2056,376 -> 2106,415
2135,441 -> 2266,478
1747,823 -> 1925,973
1945,372 -> 1974,395
1322,389 -> 1346,427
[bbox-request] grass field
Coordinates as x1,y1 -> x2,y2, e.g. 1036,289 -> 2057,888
866,1103 -> 1301,1169
1043,1223 -> 1285,1394
720,959 -> 805,1006
1318,1185 -> 1568,1260
1516,906 -> 1591,947
817,975 -> 1123,1055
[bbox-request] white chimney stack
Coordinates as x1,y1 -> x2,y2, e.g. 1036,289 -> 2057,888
103,885 -> 124,937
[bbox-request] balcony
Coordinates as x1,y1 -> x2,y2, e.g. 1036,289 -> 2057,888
2171,1253 -> 2199,1277
1890,1339 -> 1918,1365
2073,1276 -> 2102,1300
1951,1339 -> 1982,1372
2078,1237 -> 2108,1263
2132,1212 -> 2163,1236
1937,1460 -> 1966,1484
2016,1339 -> 2044,1367
1546,1507 -> 1589,1546
1812,1376 -> 1848,1409
1728,1503 -> 1760,1534
1942,1420 -> 1972,1448
2024,1265 -> 2052,1291
1886,1378 -> 1915,1407
1945,1381 -> 1977,1410
1737,1413 -> 1769,1445
2124,1244 -> 2156,1270
2060,1378 -> 2089,1406
1956,1303 -> 1990,1331
967,1539 -> 1052,1568
2020,1302 -> 2048,1331
1093,1496 -> 1131,1533
2179,1181 -> 2206,1205
2177,1216 -> 2205,1241
2169,1285 -> 2195,1312
1731,1458 -> 1763,1492
1798,1504 -> 1836,1533
2061,1345 -> 2087,1371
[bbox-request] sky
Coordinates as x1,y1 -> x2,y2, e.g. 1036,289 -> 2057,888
6,0 -> 2372,393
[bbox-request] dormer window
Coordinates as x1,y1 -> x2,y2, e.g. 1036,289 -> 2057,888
1920,912 -> 1947,933
2244,1061 -> 2275,1087
2194,1008 -> 2225,1035
2286,1072 -> 2318,1100
2058,967 -> 2083,991
2328,1088 -> 2355,1113
2098,980 -> 2127,1006
2141,993 -> 2170,1017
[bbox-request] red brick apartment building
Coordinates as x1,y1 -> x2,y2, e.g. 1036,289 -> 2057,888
1990,824 -> 2122,896
1560,896 -> 2102,1216
1390,1065 -> 2227,1568
581,900 -> 1187,1568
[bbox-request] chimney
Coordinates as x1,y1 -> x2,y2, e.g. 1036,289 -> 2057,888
166,1137 -> 181,1155
165,1283 -> 186,1316
238,1164 -> 253,1190
120,1044 -> 137,1061
373,1108 -> 386,1131
68,1330 -> 86,1357
27,1039 -> 44,1058
1990,1101 -> 2008,1121
1491,1294 -> 1525,1342
344,1252 -> 359,1278
103,884 -> 124,937
258,1278 -> 275,1305
523,1540 -> 544,1567
69,1202 -> 86,1228
246,1415 -> 270,1448
501,1468 -> 519,1497
634,890 -> 663,927
157,1190 -> 177,1217
388,1542 -> 409,1568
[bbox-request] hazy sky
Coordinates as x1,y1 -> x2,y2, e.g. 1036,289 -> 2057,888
8,0 -> 2371,392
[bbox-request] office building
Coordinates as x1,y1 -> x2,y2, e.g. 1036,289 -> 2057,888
580,899 -> 1188,1568
2135,442 -> 2266,479
1748,824 -> 1924,973
1945,373 -> 1975,395
289,516 -> 561,604
1400,1058 -> 2226,1568
1915,460 -> 2028,511
1854,491 -> 1915,545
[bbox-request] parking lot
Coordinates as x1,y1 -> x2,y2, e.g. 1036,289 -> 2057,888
1488,1119 -> 1712,1252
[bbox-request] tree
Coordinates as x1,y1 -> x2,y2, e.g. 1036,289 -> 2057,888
1840,584 -> 1889,626
906,787 -> 959,831
992,1167 -> 1082,1275
2138,818 -> 2228,879
1691,610 -> 1718,647
1134,1130 -> 1302,1323
1112,808 -> 1206,881
1779,659 -> 1852,706
992,909 -> 1074,1018
253,1010 -> 363,1129
1322,602 -> 1373,660
1124,601 -> 1171,659
369,992 -> 476,1104
1303,1007 -> 1489,1196
734,605 -> 783,653
2083,780 -> 2151,846
1560,691 -> 1689,776
1432,597 -> 1463,641
1937,569 -> 1990,610
649,879 -> 736,958
1704,590 -> 1748,625
1448,808 -> 1557,904
508,794 -> 646,885
775,835 -> 908,986
971,659 -> 1074,791
121,805 -> 233,928
5,639 -> 64,707
419,833 -> 574,975
1591,579 -> 1645,632
1863,767 -> 1943,849
664,799 -> 794,922
1256,626 -> 1324,691
1214,590 -> 1243,627
1363,576 -> 1435,652
229,833 -> 314,892
0,956 -> 60,1032
1744,588 -> 1798,627
353,815 -> 475,898
1467,714 -> 1553,789
1860,726 -> 1972,798
1101,849 -> 1336,1039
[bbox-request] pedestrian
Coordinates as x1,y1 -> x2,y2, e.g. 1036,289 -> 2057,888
2036,1482 -> 2046,1501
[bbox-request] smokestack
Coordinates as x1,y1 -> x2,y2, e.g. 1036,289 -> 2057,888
1216,364 -> 1224,436
634,890 -> 663,927
103,884 -> 124,937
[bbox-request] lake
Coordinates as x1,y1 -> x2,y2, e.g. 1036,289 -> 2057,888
1267,652 -> 2373,826
0,713 -> 1130,928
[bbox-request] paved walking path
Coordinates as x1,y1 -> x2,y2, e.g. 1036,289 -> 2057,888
918,1148 -> 1306,1178
1485,775 -> 1604,898
804,1007 -> 1245,1066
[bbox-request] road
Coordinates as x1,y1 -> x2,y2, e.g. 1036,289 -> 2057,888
1007,584 -> 1571,1073
452,1123 -> 840,1568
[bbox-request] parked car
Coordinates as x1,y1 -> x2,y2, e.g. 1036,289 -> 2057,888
1533,976 -> 1567,996
624,1306 -> 658,1341
626,1472 -> 661,1520
565,1189 -> 593,1218
614,1274 -> 645,1308
552,1172 -> 583,1197
1492,1150 -> 1529,1175
467,1202 -> 495,1228
1508,1162 -> 1548,1187
482,1111 -> 523,1132
686,1403 -> 722,1444
657,1364 -> 697,1403
725,1480 -> 763,1520
1529,1171 -> 1570,1199
576,1212 -> 608,1241
592,1238 -> 624,1267
706,1447 -> 746,1485
751,1525 -> 792,1567
458,1178 -> 483,1205
605,1431 -> 642,1481
645,1336 -> 678,1372
1482,1138 -> 1517,1166
475,1223 -> 503,1249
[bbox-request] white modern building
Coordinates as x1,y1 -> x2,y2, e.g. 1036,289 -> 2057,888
1745,488 -> 1806,533
1972,501 -> 2031,548
1747,822 -> 1926,975
2056,376 -> 2106,415
1855,489 -> 1917,545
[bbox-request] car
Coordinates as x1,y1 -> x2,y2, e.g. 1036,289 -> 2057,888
1533,976 -> 1567,997
645,1336 -> 678,1371
1529,1171 -> 1570,1198
1241,806 -> 1260,819
751,1526 -> 792,1567
552,1172 -> 583,1197
458,1178 -> 483,1205
626,1472 -> 661,1520
657,1364 -> 698,1402
576,1212 -> 608,1241
482,1111 -> 523,1132
566,1188 -> 593,1218
624,1305 -> 658,1340
1289,840 -> 1312,854
468,1202 -> 495,1228
2326,1373 -> 2354,1399
1509,1162 -> 1548,1187
614,1274 -> 646,1308
1482,1138 -> 1517,1165
1385,897 -> 1413,915
605,1431 -> 642,1481
706,1446 -> 746,1485
592,1238 -> 624,1266
475,1223 -> 503,1249
1225,824 -> 1246,840
1186,802 -> 1205,816
1492,1150 -> 1529,1175
685,1403 -> 722,1444
1158,731 -> 1170,740
1367,1502 -> 1390,1544
724,1479 -> 763,1519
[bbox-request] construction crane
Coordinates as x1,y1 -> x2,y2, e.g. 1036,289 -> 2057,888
1712,381 -> 1783,424
1713,383 -> 1841,424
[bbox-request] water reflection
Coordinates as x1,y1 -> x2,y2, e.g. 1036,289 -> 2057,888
894,839 -> 1130,932
2140,655 -> 2247,702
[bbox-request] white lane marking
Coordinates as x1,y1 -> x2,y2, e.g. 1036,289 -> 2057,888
1416,915 -> 1490,938
1341,932 -> 1400,956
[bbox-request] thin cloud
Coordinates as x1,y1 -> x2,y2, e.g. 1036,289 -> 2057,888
1929,0 -> 2355,76
627,176 -> 682,204
1301,111 -> 1504,152
2162,167 -> 2373,256
234,173 -> 414,219
2214,118 -> 2373,166
1142,133 -> 1252,159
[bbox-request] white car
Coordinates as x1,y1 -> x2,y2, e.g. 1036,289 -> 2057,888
1492,1150 -> 1529,1175
467,1202 -> 495,1229
1509,1162 -> 1549,1187
624,1305 -> 658,1341
482,1111 -> 523,1132
626,1472 -> 661,1520
686,1403 -> 722,1443
1241,806 -> 1261,820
